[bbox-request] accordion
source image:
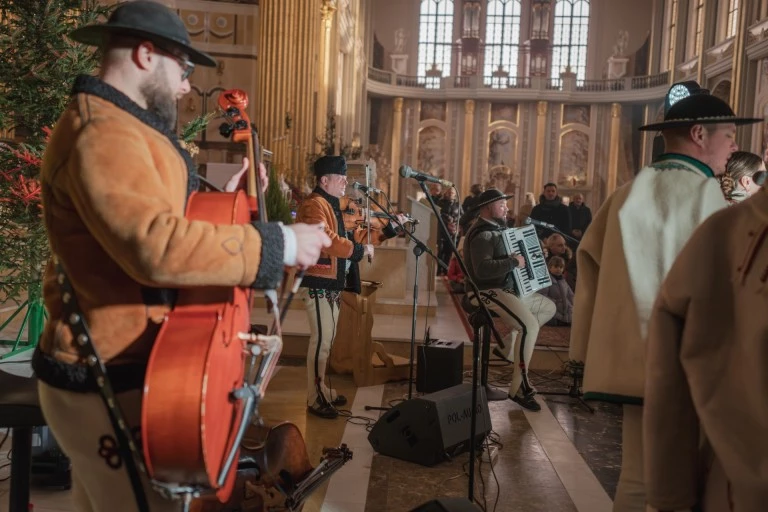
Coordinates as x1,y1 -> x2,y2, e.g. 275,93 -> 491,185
499,225 -> 552,297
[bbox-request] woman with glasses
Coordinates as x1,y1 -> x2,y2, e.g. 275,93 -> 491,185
718,150 -> 767,204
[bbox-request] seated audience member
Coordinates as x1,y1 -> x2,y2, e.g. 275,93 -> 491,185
717,150 -> 766,204
446,248 -> 466,294
544,234 -> 576,290
538,256 -> 573,326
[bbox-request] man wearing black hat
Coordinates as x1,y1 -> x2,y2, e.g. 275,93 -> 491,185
296,155 -> 405,419
569,89 -> 761,511
32,2 -> 331,510
462,188 -> 556,411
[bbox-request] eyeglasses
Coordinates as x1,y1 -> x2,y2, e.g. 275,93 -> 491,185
155,45 -> 195,81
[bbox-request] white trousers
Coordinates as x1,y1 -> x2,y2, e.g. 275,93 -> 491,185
473,289 -> 555,397
38,381 -> 177,512
303,288 -> 342,406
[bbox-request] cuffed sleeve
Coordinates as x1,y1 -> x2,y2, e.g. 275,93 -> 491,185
280,224 -> 297,266
350,242 -> 365,262
250,222 -> 285,289
382,221 -> 399,239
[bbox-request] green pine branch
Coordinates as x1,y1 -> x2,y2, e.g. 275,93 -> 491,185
0,0 -> 112,303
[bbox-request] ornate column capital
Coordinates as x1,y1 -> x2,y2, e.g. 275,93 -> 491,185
465,99 -> 475,115
321,0 -> 337,23
611,103 -> 621,118
394,97 -> 404,113
537,100 -> 548,116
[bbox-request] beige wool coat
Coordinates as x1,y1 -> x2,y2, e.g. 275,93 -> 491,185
569,154 -> 728,403
644,187 -> 768,512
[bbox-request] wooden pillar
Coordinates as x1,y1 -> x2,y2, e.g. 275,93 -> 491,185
389,97 -> 404,199
533,101 -> 548,195
607,103 -> 622,194
461,100 -> 475,197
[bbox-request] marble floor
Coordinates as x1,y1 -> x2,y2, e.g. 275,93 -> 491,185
0,285 -> 624,512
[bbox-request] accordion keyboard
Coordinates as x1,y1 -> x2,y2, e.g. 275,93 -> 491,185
500,225 -> 552,297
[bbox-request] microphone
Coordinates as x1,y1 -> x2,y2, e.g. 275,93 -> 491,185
399,165 -> 453,188
352,182 -> 382,194
525,217 -> 556,230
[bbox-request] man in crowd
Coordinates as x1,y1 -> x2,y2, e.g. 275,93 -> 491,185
33,2 -> 331,510
530,182 -> 571,239
569,91 -> 759,511
463,189 -> 556,411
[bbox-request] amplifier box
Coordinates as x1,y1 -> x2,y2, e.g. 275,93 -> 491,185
416,339 -> 463,393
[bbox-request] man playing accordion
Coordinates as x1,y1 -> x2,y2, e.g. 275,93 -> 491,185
462,188 -> 556,411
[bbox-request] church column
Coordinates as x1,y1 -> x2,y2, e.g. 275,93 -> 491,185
730,0 -> 750,113
462,100 -> 475,197
316,0 -> 336,151
607,103 -> 622,195
292,0 -> 320,185
390,97 -> 404,199
533,101 -> 548,195
696,0 -> 711,84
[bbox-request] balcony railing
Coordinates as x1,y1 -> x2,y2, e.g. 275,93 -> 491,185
367,67 -> 671,94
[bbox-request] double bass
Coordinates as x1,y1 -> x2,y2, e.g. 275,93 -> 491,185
141,89 -> 351,511
140,90 -> 282,505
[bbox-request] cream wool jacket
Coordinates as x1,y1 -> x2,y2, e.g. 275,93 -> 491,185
569,154 -> 727,403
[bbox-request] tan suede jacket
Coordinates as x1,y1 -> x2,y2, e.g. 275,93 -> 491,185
644,187 -> 768,512
33,76 -> 283,391
296,187 -> 365,291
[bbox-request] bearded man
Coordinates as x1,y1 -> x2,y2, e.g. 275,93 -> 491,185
31,2 -> 330,510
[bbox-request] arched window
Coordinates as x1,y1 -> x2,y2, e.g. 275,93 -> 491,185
484,0 -> 522,87
726,0 -> 740,38
550,0 -> 589,82
417,0 -> 455,88
666,0 -> 678,69
694,0 -> 704,56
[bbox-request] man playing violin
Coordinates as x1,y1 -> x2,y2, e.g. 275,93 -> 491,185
32,2 -> 330,511
297,156 -> 407,419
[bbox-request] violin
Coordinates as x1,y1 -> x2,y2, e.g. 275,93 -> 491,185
339,196 -> 418,235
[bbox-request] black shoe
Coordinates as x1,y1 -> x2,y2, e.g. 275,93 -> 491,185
307,399 -> 339,419
331,394 -> 347,407
510,392 -> 541,412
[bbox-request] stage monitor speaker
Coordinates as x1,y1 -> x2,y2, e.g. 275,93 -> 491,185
368,383 -> 492,467
409,497 -> 482,511
417,339 -> 463,393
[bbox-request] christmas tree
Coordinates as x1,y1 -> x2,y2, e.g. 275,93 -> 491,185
0,0 -> 111,353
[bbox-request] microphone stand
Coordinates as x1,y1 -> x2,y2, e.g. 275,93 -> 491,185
355,188 -> 448,408
416,179 -> 496,504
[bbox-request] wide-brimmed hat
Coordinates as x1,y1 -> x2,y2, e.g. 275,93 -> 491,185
472,188 -> 513,210
313,155 -> 347,178
639,93 -> 761,131
69,1 -> 216,67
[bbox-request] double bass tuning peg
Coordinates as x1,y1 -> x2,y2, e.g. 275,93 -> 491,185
219,122 -> 234,138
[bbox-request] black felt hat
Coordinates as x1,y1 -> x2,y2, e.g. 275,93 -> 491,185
69,0 -> 217,67
472,188 -> 514,211
639,93 -> 762,131
313,156 -> 347,178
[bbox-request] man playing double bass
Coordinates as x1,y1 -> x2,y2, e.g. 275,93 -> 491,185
32,2 -> 330,511
297,156 -> 407,419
